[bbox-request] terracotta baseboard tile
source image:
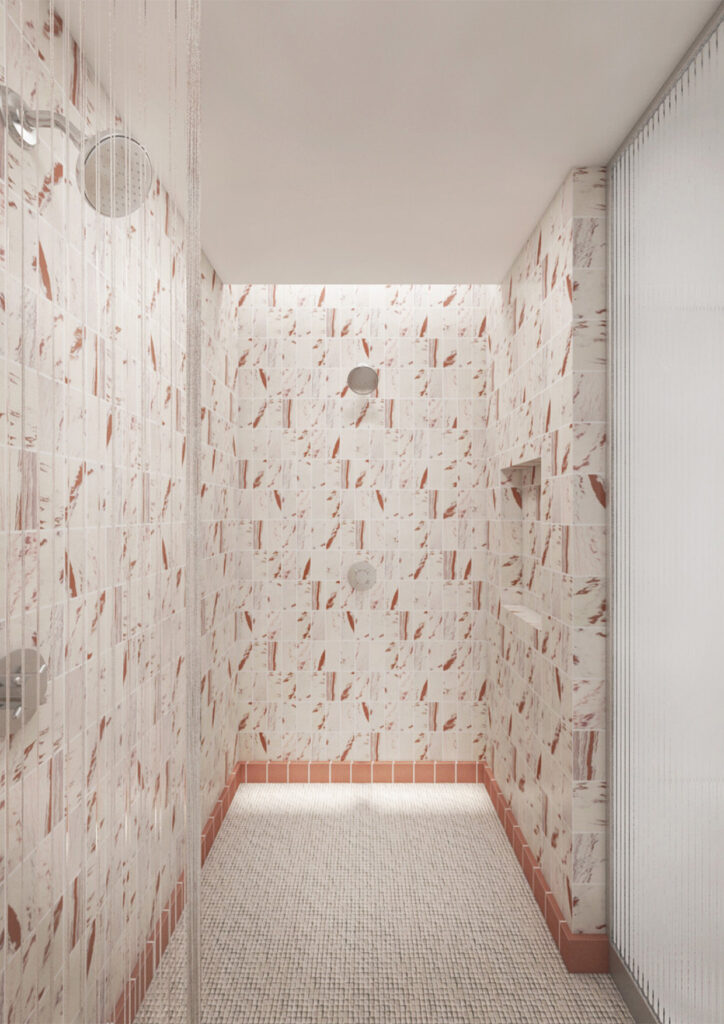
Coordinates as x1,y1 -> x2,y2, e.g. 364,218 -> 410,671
310,762 -> 331,782
393,761 -> 414,783
268,762 -> 288,783
512,825 -> 524,864
331,762 -> 351,783
351,761 -> 371,783
559,925 -> 609,973
479,760 -> 610,975
532,867 -> 549,916
246,761 -> 267,783
372,761 -> 393,782
545,892 -> 565,946
521,845 -> 536,886
234,760 -> 485,784
289,762 -> 310,783
504,807 -> 515,844
457,762 -> 477,783
496,791 -> 508,824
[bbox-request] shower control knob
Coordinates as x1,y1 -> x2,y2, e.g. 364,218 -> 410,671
347,365 -> 378,396
0,649 -> 48,737
348,561 -> 377,592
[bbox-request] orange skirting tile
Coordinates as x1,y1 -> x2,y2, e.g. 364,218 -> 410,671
310,761 -> 331,782
331,762 -> 351,783
478,759 -> 609,974
235,760 -> 485,784
351,761 -> 372,783
372,761 -> 393,782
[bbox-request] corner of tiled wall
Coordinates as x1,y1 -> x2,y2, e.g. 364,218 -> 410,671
485,167 -> 607,934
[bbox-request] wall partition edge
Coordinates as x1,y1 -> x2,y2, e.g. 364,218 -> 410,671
607,4 -> 724,1024
185,1 -> 202,1023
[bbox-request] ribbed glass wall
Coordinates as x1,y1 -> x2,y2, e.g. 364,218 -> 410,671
609,11 -> 724,1024
0,2 -> 197,1021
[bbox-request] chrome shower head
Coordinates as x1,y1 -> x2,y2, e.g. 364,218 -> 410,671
77,131 -> 153,217
347,364 -> 378,396
0,85 -> 153,217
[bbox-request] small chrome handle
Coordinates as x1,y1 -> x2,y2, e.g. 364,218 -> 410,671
0,650 -> 49,737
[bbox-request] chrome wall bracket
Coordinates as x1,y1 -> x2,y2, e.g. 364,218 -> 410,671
0,85 -> 38,147
0,84 -> 82,149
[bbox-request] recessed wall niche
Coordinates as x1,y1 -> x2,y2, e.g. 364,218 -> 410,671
500,458 -> 543,642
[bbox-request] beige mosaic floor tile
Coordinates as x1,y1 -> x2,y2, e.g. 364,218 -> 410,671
137,785 -> 632,1024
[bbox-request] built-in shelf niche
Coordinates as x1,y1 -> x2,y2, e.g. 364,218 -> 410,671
500,456 -> 542,636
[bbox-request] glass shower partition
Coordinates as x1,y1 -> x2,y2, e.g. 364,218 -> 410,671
0,2 -> 200,1021
609,7 -> 724,1023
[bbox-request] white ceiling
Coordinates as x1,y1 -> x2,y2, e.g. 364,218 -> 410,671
201,0 -> 717,283
57,1 -> 719,284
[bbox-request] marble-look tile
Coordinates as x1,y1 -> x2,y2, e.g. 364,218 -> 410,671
230,284 -> 489,767
485,168 -> 607,933
572,881 -> 607,934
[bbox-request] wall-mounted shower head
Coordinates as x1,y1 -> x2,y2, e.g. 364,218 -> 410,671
78,132 -> 153,217
347,364 -> 378,396
0,85 -> 153,217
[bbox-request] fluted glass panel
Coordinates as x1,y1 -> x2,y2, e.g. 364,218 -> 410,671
0,2 -> 191,1021
610,13 -> 724,1024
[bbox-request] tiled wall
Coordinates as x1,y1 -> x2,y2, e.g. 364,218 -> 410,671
0,5 -> 238,1021
484,168 -> 607,934
226,284 -> 492,764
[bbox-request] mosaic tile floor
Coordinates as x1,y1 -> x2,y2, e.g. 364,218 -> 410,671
136,785 -> 633,1023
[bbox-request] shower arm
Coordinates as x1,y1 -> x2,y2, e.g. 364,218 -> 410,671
1,84 -> 82,150
25,108 -> 82,149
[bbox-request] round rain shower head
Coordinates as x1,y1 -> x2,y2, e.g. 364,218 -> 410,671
77,132 -> 153,217
347,364 -> 378,396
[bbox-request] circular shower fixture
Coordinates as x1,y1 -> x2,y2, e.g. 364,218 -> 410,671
78,131 -> 153,217
348,561 -> 377,592
347,364 -> 378,396
0,85 -> 153,217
